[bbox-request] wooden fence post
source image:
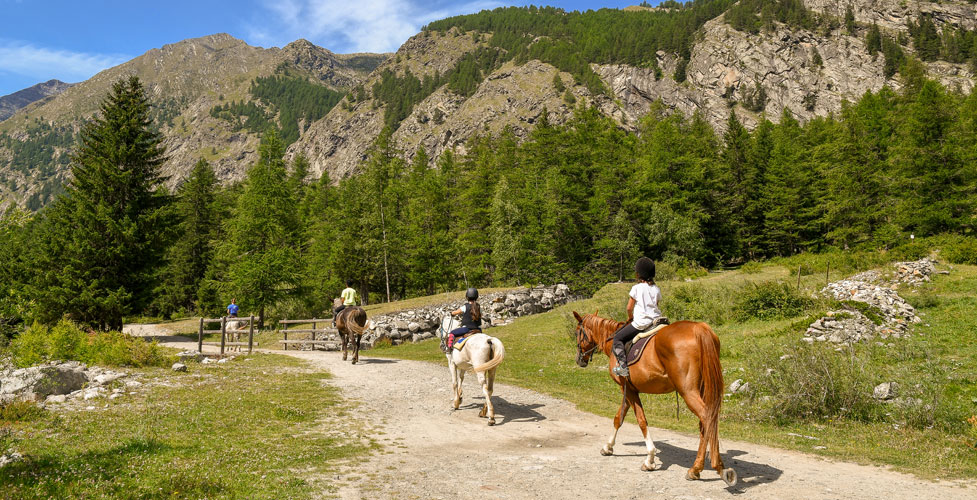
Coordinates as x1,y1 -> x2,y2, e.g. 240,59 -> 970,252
248,315 -> 254,354
797,265 -> 802,290
198,317 -> 204,353
283,318 -> 288,351
826,262 -> 830,286
220,316 -> 226,356
312,319 -> 317,342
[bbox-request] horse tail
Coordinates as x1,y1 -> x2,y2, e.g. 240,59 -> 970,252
694,322 -> 724,457
473,337 -> 505,373
346,307 -> 368,335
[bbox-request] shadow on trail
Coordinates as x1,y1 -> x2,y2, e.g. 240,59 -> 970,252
619,440 -> 782,492
352,358 -> 399,365
456,396 -> 547,426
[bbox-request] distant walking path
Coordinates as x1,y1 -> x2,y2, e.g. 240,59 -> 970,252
127,323 -> 977,500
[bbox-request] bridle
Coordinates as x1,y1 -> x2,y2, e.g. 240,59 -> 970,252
575,317 -> 611,362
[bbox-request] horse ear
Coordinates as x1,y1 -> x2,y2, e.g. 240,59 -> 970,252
572,311 -> 582,323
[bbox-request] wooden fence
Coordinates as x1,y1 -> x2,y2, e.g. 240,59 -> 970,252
198,316 -> 256,355
278,318 -> 338,350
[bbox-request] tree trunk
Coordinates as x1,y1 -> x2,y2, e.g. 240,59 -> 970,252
379,199 -> 391,303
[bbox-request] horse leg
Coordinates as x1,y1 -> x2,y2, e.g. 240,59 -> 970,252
448,359 -> 461,409
626,389 -> 660,471
679,389 -> 710,481
351,334 -> 360,364
476,369 -> 496,426
601,390 -> 631,456
340,330 -> 349,361
456,370 -> 466,409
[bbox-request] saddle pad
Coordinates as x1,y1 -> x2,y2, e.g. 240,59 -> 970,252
625,323 -> 670,367
625,335 -> 654,366
452,336 -> 470,350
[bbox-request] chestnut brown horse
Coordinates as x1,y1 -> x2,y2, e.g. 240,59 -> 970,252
335,305 -> 371,364
572,311 -> 737,487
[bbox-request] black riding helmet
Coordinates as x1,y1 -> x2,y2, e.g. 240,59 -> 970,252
466,287 -> 479,301
635,257 -> 656,281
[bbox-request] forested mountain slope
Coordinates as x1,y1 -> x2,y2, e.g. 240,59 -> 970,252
2,0 -> 976,208
290,0 -> 976,181
0,34 -> 387,209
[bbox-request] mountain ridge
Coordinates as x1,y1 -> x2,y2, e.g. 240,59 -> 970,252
0,80 -> 73,122
1,0 -> 975,208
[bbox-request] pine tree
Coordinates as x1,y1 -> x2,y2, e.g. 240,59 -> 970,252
33,76 -> 170,330
156,158 -> 219,316
216,130 -> 302,327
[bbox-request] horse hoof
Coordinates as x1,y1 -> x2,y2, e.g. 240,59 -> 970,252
600,447 -> 613,456
488,419 -> 496,426
686,470 -> 700,481
722,468 -> 738,487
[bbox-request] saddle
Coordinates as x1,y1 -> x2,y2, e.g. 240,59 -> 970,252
624,317 -> 670,366
441,329 -> 482,352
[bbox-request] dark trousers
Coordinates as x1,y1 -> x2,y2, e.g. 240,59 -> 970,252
333,305 -> 346,316
612,323 -> 642,362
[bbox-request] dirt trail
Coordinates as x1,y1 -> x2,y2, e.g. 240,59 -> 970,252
131,324 -> 977,500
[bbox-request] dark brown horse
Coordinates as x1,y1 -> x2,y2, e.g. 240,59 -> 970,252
335,306 -> 371,364
572,311 -> 736,486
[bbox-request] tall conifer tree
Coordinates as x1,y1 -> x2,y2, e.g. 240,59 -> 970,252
34,76 -> 170,330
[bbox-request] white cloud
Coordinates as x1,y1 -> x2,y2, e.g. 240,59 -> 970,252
0,40 -> 129,83
247,0 -> 500,53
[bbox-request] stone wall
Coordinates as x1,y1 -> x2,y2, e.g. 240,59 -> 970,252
323,284 -> 575,349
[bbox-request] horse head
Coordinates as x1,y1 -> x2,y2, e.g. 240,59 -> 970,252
437,314 -> 456,339
572,311 -> 599,368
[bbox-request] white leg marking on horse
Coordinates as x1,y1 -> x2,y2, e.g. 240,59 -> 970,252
602,427 -> 619,455
641,428 -> 661,471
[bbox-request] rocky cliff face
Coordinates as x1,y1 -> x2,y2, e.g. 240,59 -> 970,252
0,34 -> 387,207
0,80 -> 72,122
290,0 -> 975,181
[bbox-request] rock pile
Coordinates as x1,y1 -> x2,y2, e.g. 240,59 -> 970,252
0,361 -> 131,406
803,258 -> 938,344
362,284 -> 575,348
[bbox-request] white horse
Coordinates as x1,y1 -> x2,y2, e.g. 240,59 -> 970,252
436,315 -> 506,425
224,318 -> 249,351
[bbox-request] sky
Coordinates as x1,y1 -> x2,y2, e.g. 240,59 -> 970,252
0,0 -> 652,96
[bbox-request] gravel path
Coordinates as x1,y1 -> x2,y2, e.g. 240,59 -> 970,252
130,324 -> 977,500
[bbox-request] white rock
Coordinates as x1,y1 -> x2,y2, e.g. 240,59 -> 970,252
873,382 -> 899,400
171,363 -> 188,372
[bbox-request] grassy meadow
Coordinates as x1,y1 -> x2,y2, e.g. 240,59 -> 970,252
373,255 -> 977,479
0,354 -> 375,499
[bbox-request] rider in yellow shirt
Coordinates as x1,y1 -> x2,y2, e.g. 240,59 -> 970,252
333,280 -> 357,325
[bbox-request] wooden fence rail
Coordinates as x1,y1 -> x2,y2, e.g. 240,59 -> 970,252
198,315 -> 255,356
278,318 -> 338,351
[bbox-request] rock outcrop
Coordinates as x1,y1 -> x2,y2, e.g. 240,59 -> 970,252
0,361 -> 129,404
803,258 -> 937,344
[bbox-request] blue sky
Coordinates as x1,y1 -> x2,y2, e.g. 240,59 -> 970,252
0,0 -> 652,96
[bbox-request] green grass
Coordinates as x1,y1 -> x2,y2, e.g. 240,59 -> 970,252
0,354 -> 375,499
372,262 -> 977,479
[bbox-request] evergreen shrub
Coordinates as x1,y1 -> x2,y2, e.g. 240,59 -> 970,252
9,321 -> 172,368
735,281 -> 812,320
939,236 -> 977,265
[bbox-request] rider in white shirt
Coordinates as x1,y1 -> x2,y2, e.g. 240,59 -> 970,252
611,257 -> 663,378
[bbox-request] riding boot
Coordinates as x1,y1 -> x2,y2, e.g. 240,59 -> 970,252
612,346 -> 630,377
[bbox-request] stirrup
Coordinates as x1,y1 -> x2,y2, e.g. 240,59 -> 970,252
612,364 -> 629,377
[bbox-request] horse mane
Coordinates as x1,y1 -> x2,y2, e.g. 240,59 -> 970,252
583,314 -> 626,344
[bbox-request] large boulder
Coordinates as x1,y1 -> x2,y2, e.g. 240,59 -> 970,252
0,363 -> 89,400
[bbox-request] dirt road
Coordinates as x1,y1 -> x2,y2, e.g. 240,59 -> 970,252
134,325 -> 977,500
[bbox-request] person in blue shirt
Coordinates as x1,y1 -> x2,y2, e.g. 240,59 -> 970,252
227,298 -> 239,318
